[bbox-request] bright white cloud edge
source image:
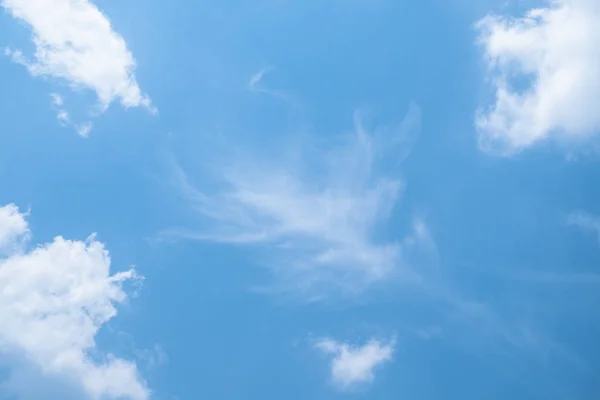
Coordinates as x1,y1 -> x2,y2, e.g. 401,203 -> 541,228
315,337 -> 395,389
0,204 -> 148,400
0,203 -> 29,252
2,0 -> 152,112
476,0 -> 600,154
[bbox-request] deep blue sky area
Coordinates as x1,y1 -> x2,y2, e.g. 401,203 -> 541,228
1,0 -> 599,399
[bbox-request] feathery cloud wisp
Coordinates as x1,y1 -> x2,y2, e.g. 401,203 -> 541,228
248,66 -> 291,102
167,103 -> 428,298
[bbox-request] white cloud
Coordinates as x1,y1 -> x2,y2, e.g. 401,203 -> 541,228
0,203 -> 28,252
2,0 -> 152,111
315,337 -> 395,389
49,93 -> 93,136
166,103 -> 431,298
0,204 -> 149,400
50,93 -> 69,125
475,0 -> 600,154
76,121 -> 94,137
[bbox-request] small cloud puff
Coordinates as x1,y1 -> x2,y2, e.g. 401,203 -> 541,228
49,93 -> 93,137
3,0 -> 155,136
315,337 -> 395,389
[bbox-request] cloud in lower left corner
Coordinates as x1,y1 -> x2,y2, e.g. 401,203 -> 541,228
0,203 -> 149,400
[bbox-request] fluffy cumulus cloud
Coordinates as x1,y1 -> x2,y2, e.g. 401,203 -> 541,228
0,203 -> 28,251
0,204 -> 148,400
315,337 -> 395,389
476,0 -> 600,153
2,0 -> 152,111
168,103 -> 435,298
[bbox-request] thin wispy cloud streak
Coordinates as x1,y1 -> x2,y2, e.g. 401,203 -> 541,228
165,103 -> 426,297
248,66 -> 293,103
2,0 -> 155,135
249,66 -> 274,90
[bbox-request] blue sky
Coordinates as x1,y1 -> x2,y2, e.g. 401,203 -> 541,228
1,0 -> 600,399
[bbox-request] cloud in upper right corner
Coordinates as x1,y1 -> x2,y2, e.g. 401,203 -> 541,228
474,0 -> 600,155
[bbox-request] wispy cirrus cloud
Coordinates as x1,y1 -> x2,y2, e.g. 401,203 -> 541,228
248,66 -> 293,102
164,102 -> 427,298
0,204 -> 148,400
2,0 -> 154,134
475,0 -> 600,154
315,337 -> 395,389
248,66 -> 274,91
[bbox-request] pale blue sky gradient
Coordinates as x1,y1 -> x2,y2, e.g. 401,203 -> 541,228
1,0 -> 600,399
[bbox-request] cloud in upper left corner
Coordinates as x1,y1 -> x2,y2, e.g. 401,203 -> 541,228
2,0 -> 153,113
